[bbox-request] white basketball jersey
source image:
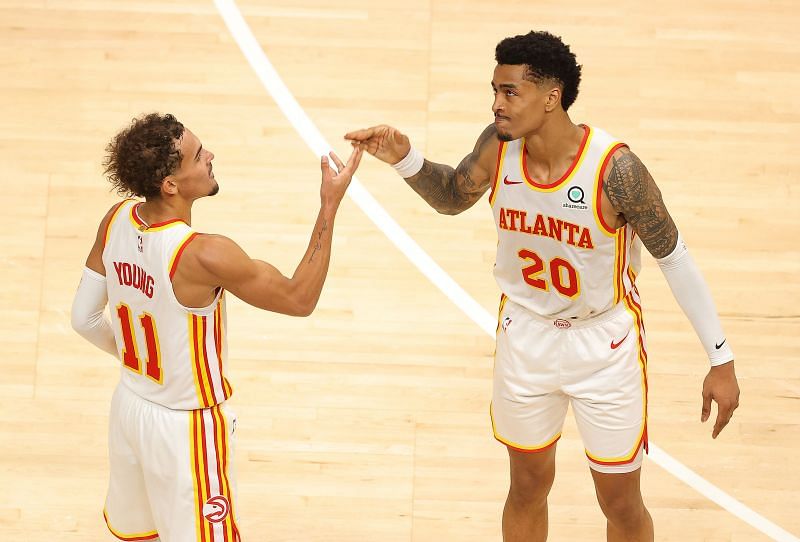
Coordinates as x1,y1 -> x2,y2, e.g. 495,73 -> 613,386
489,125 -> 642,319
102,199 -> 232,410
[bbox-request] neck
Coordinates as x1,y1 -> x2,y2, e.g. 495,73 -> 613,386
523,113 -> 583,166
138,196 -> 192,226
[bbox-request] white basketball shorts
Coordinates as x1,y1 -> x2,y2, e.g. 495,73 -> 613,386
104,382 -> 240,541
491,292 -> 648,474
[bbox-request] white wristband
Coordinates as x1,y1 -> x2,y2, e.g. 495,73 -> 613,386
391,146 -> 424,178
656,233 -> 734,367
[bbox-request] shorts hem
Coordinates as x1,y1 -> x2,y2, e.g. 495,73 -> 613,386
494,433 -> 561,453
103,509 -> 159,541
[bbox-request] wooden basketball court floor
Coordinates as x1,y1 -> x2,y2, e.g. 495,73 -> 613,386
1,0 -> 798,540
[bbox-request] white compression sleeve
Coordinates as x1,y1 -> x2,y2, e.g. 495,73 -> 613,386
656,234 -> 734,366
71,267 -> 118,357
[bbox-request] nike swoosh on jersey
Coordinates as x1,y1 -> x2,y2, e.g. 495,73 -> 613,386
610,331 -> 630,350
715,338 -> 726,349
503,175 -> 523,185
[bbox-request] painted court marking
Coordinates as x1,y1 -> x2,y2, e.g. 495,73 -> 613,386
213,1 -> 798,540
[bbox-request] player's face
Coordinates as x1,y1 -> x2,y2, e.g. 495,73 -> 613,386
491,64 -> 553,141
173,129 -> 218,198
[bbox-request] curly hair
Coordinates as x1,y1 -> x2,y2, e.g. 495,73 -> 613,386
103,113 -> 186,198
495,31 -> 582,111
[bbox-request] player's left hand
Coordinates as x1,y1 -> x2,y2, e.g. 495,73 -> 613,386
701,361 -> 740,438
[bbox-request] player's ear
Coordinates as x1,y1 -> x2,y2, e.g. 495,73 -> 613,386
544,86 -> 561,112
161,175 -> 178,196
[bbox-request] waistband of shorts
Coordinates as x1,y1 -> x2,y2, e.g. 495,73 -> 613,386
117,380 -> 224,412
506,299 -> 628,330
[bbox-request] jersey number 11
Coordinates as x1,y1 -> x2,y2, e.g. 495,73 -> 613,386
116,303 -> 163,383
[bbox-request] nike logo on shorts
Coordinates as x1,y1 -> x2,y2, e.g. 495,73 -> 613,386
715,338 -> 726,350
610,331 -> 630,350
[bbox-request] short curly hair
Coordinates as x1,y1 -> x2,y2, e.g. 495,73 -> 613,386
103,113 -> 185,198
495,31 -> 582,111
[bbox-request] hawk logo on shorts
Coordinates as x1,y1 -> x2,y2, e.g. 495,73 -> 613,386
554,319 -> 572,329
502,316 -> 512,332
203,495 -> 230,523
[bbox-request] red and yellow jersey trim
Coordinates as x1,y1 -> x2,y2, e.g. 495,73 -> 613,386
103,199 -> 134,248
612,225 -> 628,305
188,304 -> 231,409
129,202 -> 188,232
169,232 -> 200,280
520,125 -> 591,192
189,313 -> 217,408
488,141 -> 509,207
592,142 -> 628,237
103,509 -> 159,541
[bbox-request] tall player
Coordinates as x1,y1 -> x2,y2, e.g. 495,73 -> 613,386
345,31 -> 740,542
71,113 -> 363,542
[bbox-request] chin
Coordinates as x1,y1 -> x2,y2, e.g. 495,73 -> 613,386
209,183 -> 219,196
497,130 -> 514,142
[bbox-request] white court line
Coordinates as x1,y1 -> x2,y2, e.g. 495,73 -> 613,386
213,1 -> 799,540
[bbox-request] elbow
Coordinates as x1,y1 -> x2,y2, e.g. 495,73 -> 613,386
289,293 -> 319,317
290,304 -> 316,318
70,308 -> 88,335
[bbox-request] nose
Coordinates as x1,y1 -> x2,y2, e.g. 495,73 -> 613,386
492,94 -> 503,114
207,150 -> 215,162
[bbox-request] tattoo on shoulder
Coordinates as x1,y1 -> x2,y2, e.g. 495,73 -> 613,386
603,149 -> 678,258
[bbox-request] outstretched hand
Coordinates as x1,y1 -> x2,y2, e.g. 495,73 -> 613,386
320,146 -> 364,209
344,125 -> 410,165
701,361 -> 740,438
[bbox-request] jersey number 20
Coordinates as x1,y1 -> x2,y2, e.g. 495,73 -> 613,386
116,303 -> 163,383
518,248 -> 580,298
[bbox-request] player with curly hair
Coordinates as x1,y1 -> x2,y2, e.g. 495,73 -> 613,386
345,31 -> 739,541
71,113 -> 362,541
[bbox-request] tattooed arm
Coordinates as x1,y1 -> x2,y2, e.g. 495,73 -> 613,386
405,124 -> 499,215
345,124 -> 500,215
603,146 -> 740,438
602,147 -> 678,258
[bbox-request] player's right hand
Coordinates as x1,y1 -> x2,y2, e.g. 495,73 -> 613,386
344,125 -> 411,165
320,145 -> 363,210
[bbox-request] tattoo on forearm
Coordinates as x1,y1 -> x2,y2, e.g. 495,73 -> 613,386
404,125 -> 496,215
308,220 -> 328,263
603,150 -> 678,259
405,160 -> 464,214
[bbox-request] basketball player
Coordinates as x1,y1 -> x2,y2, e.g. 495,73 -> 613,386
345,31 -> 740,541
71,113 -> 363,542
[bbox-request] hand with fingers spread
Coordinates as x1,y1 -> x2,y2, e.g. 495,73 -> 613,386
344,125 -> 411,165
701,361 -> 740,438
320,146 -> 364,210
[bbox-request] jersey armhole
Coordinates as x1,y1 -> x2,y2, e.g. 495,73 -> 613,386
594,143 -> 629,235
488,140 -> 508,207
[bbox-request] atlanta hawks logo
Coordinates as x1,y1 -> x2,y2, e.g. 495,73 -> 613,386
203,495 -> 230,523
